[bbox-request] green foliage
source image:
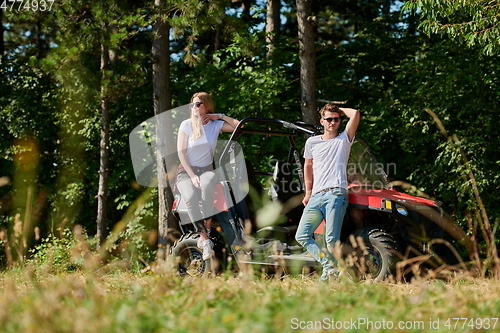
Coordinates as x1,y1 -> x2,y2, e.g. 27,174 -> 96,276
29,228 -> 87,272
111,191 -> 158,268
361,36 -> 500,248
2,0 -> 500,271
403,0 -> 500,55
172,31 -> 293,118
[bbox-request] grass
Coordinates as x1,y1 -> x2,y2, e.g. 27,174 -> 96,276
1,264 -> 500,333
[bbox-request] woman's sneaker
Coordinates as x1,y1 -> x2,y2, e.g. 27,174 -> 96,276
201,239 -> 214,260
197,231 -> 211,249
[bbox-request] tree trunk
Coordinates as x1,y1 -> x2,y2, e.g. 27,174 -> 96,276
382,0 -> 390,16
214,26 -> 221,51
153,0 -> 177,261
296,0 -> 318,124
241,0 -> 253,22
0,9 -> 4,55
265,0 -> 281,61
96,40 -> 112,245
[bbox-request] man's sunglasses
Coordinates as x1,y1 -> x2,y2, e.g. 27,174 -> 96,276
192,102 -> 204,107
323,117 -> 340,123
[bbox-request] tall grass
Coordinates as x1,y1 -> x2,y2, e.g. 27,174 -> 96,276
2,76 -> 499,332
1,265 -> 500,333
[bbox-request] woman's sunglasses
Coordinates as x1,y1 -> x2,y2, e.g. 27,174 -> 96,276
192,102 -> 204,108
323,117 -> 340,123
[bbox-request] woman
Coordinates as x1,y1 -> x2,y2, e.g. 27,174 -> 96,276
176,92 -> 240,260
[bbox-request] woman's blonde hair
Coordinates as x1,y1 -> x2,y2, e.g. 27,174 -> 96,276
190,92 -> 215,141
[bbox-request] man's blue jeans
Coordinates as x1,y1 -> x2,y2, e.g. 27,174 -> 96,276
295,188 -> 348,273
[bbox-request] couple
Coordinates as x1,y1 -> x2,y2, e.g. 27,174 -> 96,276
177,93 -> 361,282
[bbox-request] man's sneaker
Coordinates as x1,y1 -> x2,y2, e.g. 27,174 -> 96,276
319,267 -> 343,282
201,239 -> 214,260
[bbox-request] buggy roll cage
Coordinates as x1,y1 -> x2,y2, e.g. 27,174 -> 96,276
219,117 -> 321,163
216,117 -> 321,221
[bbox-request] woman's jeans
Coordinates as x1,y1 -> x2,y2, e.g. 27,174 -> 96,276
176,171 -> 219,232
295,187 -> 348,272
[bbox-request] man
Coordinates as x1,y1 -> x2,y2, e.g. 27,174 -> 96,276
295,103 -> 360,281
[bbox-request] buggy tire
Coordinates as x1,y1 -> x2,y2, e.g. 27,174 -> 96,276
344,227 -> 399,282
171,235 -> 211,277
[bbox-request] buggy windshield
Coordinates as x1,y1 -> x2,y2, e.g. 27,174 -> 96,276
347,139 -> 391,190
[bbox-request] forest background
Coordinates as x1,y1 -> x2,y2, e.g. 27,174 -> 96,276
1,0 -> 499,272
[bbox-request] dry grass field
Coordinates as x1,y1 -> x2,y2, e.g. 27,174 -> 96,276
1,263 -> 499,333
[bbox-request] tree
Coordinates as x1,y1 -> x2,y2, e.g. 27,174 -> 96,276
403,0 -> 500,55
231,0 -> 254,22
152,0 -> 176,260
265,0 -> 281,60
296,0 -> 317,124
39,0 -> 151,240
96,32 -> 114,244
0,8 -> 4,55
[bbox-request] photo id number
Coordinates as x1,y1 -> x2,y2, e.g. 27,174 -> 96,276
1,0 -> 55,11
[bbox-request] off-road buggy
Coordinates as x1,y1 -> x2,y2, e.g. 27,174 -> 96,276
170,117 -> 471,281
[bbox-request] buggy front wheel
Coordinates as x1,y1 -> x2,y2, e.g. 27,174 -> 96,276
172,236 -> 211,277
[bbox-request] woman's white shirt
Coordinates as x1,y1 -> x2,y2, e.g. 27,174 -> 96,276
179,119 -> 224,167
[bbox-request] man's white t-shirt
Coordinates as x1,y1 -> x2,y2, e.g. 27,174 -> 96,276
179,119 -> 224,167
304,131 -> 354,194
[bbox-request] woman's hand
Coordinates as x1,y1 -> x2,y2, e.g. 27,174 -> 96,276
190,175 -> 201,188
203,113 -> 222,124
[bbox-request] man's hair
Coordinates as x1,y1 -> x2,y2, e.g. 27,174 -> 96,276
319,103 -> 341,118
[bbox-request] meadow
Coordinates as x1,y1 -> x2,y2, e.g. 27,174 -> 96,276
1,263 -> 499,333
